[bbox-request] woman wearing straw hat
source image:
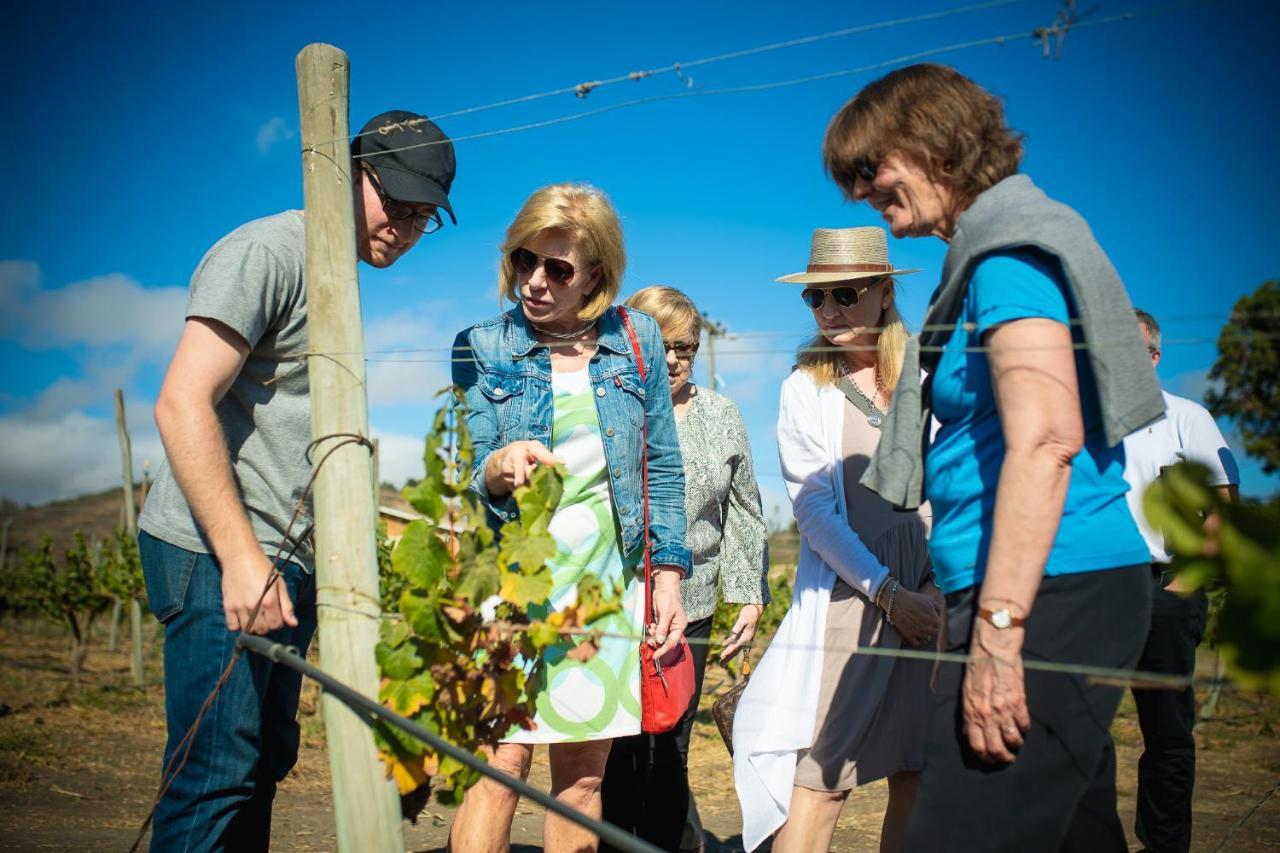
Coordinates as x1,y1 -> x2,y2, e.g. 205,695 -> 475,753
823,64 -> 1161,851
733,226 -> 942,853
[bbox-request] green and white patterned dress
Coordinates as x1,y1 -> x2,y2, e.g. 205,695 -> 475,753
505,368 -> 645,744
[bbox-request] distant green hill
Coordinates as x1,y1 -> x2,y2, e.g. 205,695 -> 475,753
0,484 -> 414,564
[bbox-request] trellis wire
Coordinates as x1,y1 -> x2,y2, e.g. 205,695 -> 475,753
344,0 -> 1218,160
282,326 -> 1280,363
317,0 -> 1035,148
236,634 -> 661,853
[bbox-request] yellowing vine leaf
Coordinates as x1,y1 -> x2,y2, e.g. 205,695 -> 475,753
374,387 -> 623,816
498,566 -> 553,609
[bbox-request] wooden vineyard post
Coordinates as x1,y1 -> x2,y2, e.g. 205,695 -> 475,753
702,314 -> 727,394
372,437 -> 381,520
295,43 -> 404,853
115,389 -> 145,687
0,517 -> 10,572
109,600 -> 122,653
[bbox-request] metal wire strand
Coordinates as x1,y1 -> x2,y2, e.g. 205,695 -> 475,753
310,0 -> 1034,149
347,0 -> 1216,160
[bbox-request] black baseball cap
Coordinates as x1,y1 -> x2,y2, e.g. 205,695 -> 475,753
354,110 -> 457,224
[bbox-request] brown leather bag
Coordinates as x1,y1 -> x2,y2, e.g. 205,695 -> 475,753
711,648 -> 752,756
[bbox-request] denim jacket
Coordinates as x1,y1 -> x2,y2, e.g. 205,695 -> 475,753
452,306 -> 692,574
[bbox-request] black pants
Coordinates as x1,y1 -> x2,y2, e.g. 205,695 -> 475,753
601,615 -> 713,852
1132,574 -> 1208,853
904,565 -> 1151,853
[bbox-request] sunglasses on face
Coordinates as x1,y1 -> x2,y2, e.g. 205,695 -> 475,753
800,279 -> 886,310
853,157 -> 878,183
510,247 -> 579,286
362,165 -> 443,234
663,340 -> 700,361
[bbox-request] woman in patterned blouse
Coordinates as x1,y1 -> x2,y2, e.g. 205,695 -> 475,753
601,285 -> 771,853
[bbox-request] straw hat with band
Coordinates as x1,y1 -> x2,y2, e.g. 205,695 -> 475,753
776,226 -> 920,285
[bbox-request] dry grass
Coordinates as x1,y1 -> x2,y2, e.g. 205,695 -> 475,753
0,621 -> 1276,851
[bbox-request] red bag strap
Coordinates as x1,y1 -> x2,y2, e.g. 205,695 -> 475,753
616,308 -> 654,626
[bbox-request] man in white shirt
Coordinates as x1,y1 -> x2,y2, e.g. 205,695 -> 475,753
1122,308 -> 1239,853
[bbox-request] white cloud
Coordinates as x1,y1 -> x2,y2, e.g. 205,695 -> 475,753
0,395 -> 162,506
364,303 -> 456,408
711,349 -> 793,406
256,116 -> 295,156
0,262 -> 185,358
0,261 -> 185,505
370,426 -> 430,488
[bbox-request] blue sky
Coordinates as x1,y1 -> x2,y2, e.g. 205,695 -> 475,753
1,0 -> 1277,519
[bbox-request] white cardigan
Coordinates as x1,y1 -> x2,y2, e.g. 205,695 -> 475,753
732,369 -> 891,852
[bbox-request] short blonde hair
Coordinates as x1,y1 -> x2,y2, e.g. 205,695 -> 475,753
498,183 -> 626,322
797,282 -> 910,392
624,286 -> 703,340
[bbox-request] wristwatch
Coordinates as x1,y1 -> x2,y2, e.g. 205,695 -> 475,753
977,607 -> 1025,630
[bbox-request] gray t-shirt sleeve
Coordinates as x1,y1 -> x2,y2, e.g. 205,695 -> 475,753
186,237 -> 297,347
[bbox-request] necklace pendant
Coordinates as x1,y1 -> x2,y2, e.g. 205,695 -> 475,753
867,412 -> 883,428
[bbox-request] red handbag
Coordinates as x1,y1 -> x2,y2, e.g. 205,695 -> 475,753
618,308 -> 697,734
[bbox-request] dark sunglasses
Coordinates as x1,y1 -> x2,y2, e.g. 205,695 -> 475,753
362,165 -> 443,234
510,247 -> 578,286
663,340 -> 700,360
800,279 -> 886,309
853,157 -> 878,183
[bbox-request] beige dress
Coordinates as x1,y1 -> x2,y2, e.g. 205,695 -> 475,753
793,397 -> 933,791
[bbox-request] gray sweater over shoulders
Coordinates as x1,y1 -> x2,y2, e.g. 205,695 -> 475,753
862,174 -> 1165,509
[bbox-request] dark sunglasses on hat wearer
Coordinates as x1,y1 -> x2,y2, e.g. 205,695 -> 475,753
800,277 -> 889,309
353,110 -> 457,226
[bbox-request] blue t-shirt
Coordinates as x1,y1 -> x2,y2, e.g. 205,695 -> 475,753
925,250 -> 1149,593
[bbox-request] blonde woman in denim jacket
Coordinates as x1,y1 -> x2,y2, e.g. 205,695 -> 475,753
448,183 -> 691,853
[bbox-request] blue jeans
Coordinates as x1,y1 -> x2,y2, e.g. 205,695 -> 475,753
139,531 -> 317,853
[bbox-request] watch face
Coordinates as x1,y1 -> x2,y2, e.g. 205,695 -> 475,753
991,609 -> 1012,629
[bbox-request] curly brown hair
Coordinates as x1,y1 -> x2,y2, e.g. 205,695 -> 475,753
823,63 -> 1024,209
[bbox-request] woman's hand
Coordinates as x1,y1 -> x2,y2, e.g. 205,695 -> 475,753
888,587 -> 942,647
718,603 -> 763,663
483,440 -> 559,498
648,567 -> 688,659
962,618 -> 1031,763
923,579 -> 948,691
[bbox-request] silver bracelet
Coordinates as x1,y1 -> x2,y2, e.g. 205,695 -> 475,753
883,578 -> 900,625
875,576 -> 895,608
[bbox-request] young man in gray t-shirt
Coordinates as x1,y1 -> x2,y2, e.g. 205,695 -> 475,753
137,110 -> 455,851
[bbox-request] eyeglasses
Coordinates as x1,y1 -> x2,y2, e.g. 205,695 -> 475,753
663,340 -> 700,360
362,165 -> 443,234
800,279 -> 887,309
852,157 -> 879,183
510,247 -> 579,286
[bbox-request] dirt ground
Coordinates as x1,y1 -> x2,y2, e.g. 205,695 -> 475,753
0,623 -> 1277,852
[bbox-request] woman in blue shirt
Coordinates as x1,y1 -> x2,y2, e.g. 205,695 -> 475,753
821,63 -> 1157,851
